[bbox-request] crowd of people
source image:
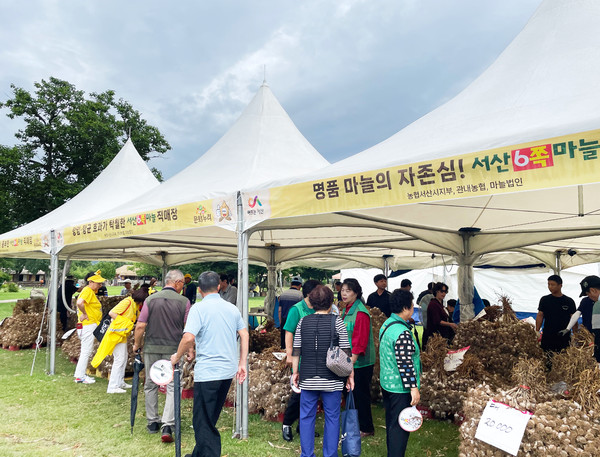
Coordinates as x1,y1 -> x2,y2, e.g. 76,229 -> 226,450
280,275 -> 420,456
62,267 -> 600,457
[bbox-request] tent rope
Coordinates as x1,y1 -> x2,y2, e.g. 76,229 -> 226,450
30,297 -> 49,376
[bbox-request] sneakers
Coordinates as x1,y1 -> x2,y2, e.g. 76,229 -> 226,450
74,375 -> 95,384
161,425 -> 174,443
120,382 -> 132,389
147,422 -> 161,434
282,424 -> 293,442
107,387 -> 127,394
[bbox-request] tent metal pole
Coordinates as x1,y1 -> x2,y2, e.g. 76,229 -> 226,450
48,230 -> 59,375
457,228 -> 478,322
266,245 -> 277,319
457,262 -> 475,321
160,252 -> 168,285
234,192 -> 249,439
241,229 -> 249,439
554,251 -> 562,275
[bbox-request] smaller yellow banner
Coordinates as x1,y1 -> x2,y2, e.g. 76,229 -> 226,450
0,233 -> 44,254
63,199 -> 226,246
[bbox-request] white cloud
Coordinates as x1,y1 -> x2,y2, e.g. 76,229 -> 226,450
0,0 -> 543,178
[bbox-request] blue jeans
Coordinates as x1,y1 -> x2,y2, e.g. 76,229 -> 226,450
299,389 -> 342,457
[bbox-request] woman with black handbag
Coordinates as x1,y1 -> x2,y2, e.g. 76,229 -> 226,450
292,285 -> 354,457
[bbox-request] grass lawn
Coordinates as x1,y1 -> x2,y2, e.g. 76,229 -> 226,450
0,289 -> 35,301
0,302 -> 14,320
0,288 -> 33,320
0,347 -> 459,457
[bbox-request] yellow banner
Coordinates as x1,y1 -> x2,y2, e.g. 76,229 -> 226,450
0,233 -> 44,255
261,129 -> 600,219
63,197 -> 237,246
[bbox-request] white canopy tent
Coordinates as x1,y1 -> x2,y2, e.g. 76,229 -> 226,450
5,0 -> 600,439
0,138 -> 160,258
239,0 -> 600,321
55,83 -> 331,267
12,83 -> 333,438
0,138 -> 161,375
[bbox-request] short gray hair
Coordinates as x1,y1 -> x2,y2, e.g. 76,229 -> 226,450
165,269 -> 184,285
198,271 -> 220,293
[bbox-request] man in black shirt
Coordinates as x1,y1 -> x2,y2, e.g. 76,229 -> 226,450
416,282 -> 434,305
182,273 -> 197,304
536,274 -> 576,361
366,274 -> 391,317
56,276 -> 79,332
400,278 -> 412,292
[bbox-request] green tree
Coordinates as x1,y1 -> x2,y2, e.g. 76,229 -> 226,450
69,260 -> 121,280
0,145 -> 24,232
180,262 -> 238,281
281,267 -> 337,284
69,261 -> 94,280
11,258 -> 50,277
93,261 -> 117,280
132,262 -> 161,279
0,77 -> 170,229
0,270 -> 10,286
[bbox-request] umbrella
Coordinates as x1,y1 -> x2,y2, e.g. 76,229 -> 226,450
174,362 -> 181,457
130,350 -> 144,434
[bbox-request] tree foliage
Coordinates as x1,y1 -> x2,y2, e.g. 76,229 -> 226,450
0,269 -> 10,286
281,266 -> 337,284
132,262 -> 162,279
0,77 -> 170,232
68,260 -> 122,280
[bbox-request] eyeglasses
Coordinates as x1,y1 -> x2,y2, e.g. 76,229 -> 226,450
440,290 -> 448,294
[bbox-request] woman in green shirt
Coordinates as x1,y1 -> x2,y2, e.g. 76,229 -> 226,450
340,278 -> 376,436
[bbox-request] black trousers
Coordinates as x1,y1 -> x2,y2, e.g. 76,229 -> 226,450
594,329 -> 600,363
280,326 -> 286,350
59,306 -> 69,332
382,389 -> 412,457
283,391 -> 301,426
191,379 -> 232,457
351,364 -> 374,433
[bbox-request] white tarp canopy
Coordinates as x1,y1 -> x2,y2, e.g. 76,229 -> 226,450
239,0 -> 600,279
342,263 -> 600,315
0,138 -> 159,258
53,83 -> 331,266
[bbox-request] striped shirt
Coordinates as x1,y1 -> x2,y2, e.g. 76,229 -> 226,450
293,314 -> 351,391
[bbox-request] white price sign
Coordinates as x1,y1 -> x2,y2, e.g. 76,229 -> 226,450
473,308 -> 487,321
444,346 -> 470,372
475,399 -> 532,456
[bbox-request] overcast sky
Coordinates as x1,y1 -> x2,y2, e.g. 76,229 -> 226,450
0,0 -> 542,180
